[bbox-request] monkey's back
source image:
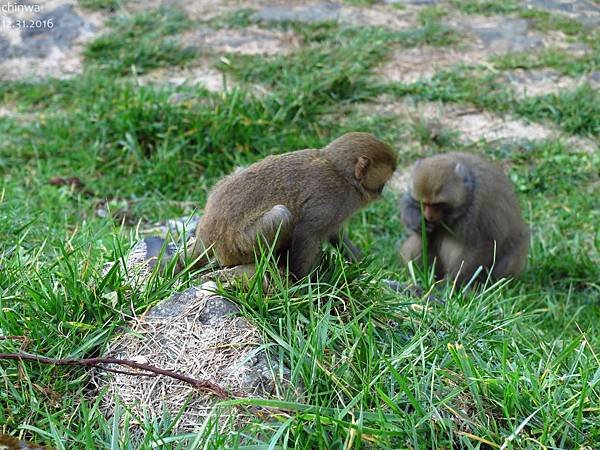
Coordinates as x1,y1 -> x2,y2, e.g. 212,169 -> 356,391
453,153 -> 524,223
196,148 -> 356,262
203,149 -> 321,219
453,152 -> 529,273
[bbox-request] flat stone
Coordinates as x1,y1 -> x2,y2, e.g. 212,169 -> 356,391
524,0 -> 600,27
588,71 -> 600,83
460,16 -> 544,53
19,5 -> 92,57
0,35 -> 11,61
252,3 -> 342,24
192,26 -> 299,55
0,2 -> 103,79
252,2 -> 417,30
338,5 -> 416,29
146,284 -> 241,325
376,45 -> 484,83
505,68 -> 600,98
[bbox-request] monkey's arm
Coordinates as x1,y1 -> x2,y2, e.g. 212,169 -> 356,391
329,232 -> 362,262
289,223 -> 323,279
401,193 -> 434,233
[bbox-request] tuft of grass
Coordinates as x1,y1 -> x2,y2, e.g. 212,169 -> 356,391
388,66 -> 514,113
84,7 -> 196,75
386,65 -> 600,137
518,8 -> 585,36
411,117 -> 460,149
397,5 -> 460,47
206,8 -> 255,29
343,0 -> 378,5
492,47 -> 599,76
220,25 -> 391,122
78,0 -> 125,11
450,0 -> 521,15
515,83 -> 600,136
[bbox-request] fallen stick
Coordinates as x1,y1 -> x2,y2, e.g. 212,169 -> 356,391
0,352 -> 231,399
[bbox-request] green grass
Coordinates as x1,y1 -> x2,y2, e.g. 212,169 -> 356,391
450,0 -> 521,15
84,7 -> 196,75
493,46 -> 599,76
78,0 -> 125,11
518,8 -> 585,36
1,4 -> 599,449
387,65 -> 600,137
515,84 -> 600,136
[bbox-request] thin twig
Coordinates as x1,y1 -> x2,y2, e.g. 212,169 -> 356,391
0,352 -> 231,399
0,335 -> 29,342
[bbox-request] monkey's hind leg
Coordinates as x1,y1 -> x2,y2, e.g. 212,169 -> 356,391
242,204 -> 293,258
491,236 -> 529,280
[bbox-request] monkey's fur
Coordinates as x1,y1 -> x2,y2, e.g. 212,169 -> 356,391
400,152 -> 529,285
190,132 -> 397,278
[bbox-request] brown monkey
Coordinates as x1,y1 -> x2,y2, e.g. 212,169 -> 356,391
400,152 -> 529,285
189,132 -> 396,278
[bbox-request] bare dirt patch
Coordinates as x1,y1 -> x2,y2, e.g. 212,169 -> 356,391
139,63 -> 270,96
251,2 -> 419,30
139,64 -> 229,92
360,95 -> 597,153
505,68 -> 600,98
376,13 -> 583,84
339,4 -> 418,30
376,45 -> 485,83
181,25 -> 300,56
524,0 -> 600,28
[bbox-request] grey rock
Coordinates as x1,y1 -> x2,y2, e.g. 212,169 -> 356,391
139,236 -> 179,269
526,0 -> 576,13
526,0 -> 599,14
165,215 -> 200,238
241,354 -> 291,395
0,35 -> 12,61
588,71 -> 600,83
252,3 -> 342,24
464,18 -> 543,53
146,285 -> 240,324
524,0 -> 600,27
196,294 -> 241,325
20,5 -> 94,58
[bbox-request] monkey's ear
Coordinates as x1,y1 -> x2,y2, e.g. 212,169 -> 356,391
354,155 -> 371,180
454,162 -> 474,186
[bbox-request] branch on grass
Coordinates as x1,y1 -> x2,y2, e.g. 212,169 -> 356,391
0,335 -> 30,342
0,352 -> 231,400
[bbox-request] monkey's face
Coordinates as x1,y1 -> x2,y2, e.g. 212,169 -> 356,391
411,160 -> 470,225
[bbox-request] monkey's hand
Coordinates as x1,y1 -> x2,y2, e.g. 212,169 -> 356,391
329,232 -> 362,262
401,193 -> 435,234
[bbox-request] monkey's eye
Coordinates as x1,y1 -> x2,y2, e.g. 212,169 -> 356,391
432,203 -> 449,213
